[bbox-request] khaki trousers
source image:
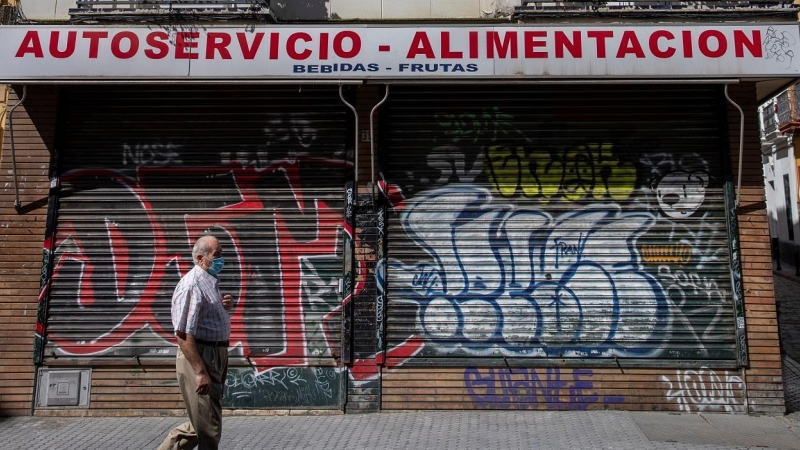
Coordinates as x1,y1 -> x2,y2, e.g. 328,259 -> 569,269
158,345 -> 228,450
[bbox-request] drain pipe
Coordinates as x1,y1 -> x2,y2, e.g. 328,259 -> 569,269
338,84 -> 358,412
724,84 -> 744,208
339,85 -> 359,183
741,366 -> 750,413
369,85 -> 389,195
7,85 -> 27,211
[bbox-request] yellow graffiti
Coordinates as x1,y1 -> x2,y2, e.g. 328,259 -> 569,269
486,143 -> 637,203
640,244 -> 693,265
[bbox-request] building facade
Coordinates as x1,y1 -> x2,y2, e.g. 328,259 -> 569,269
760,83 -> 800,270
0,1 -> 797,416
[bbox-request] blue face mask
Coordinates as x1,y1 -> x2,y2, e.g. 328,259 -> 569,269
207,257 -> 225,276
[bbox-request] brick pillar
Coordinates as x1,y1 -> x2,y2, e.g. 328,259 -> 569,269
345,85 -> 383,412
0,85 -> 7,156
0,85 -> 58,416
727,83 -> 785,414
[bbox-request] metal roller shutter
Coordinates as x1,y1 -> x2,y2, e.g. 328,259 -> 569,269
44,86 -> 349,407
380,84 -> 736,369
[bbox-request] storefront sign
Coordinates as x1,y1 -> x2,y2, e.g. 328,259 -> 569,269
1,25 -> 798,81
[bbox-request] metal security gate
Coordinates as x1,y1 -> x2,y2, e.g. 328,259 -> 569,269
379,85 -> 740,410
42,86 -> 350,409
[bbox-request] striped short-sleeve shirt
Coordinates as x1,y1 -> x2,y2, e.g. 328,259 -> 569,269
171,265 -> 231,342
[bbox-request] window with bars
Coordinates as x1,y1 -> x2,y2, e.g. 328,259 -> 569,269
763,103 -> 778,135
777,91 -> 792,126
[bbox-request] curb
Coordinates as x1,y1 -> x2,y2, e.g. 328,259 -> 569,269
773,269 -> 800,284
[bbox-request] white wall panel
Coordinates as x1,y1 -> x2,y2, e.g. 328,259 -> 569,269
482,0 -> 518,16
20,0 -> 75,21
432,0 -> 480,18
383,0 -> 431,18
329,0 -> 382,19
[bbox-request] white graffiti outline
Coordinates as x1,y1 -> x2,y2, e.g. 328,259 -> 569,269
661,367 -> 744,412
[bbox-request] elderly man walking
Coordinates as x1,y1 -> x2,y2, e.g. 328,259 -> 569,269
159,235 -> 233,450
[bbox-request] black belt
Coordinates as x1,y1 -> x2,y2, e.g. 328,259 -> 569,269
195,339 -> 229,347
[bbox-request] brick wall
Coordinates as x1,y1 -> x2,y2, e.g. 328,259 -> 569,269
728,83 -> 785,414
0,86 -> 57,416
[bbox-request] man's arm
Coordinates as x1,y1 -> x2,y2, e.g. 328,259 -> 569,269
176,331 -> 211,395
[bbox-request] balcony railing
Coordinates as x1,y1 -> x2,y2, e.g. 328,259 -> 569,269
0,4 -> 16,25
515,1 -> 799,19
793,85 -> 800,122
777,91 -> 792,125
775,83 -> 800,133
70,1 -> 273,23
518,1 -> 795,9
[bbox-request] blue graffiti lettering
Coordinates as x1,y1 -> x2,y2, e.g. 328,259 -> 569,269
388,185 -> 668,358
553,233 -> 584,269
464,367 -> 624,410
412,265 -> 441,293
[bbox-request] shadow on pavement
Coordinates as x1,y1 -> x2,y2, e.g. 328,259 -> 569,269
773,260 -> 800,413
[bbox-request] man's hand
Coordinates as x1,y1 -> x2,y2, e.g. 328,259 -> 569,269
195,372 -> 212,395
222,294 -> 233,310
175,332 -> 212,396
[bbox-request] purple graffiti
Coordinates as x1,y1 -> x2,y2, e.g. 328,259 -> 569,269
464,367 -> 624,410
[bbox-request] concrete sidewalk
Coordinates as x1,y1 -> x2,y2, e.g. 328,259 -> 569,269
773,258 -> 800,286
2,410 -> 800,450
774,261 -> 800,416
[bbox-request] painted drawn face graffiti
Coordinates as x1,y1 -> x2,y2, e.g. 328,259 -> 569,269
653,171 -> 708,219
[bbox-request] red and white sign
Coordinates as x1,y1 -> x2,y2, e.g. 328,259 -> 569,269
1,24 -> 798,81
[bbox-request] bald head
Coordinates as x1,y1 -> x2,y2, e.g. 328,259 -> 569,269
192,235 -> 220,266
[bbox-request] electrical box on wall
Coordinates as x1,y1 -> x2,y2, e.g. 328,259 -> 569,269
36,369 -> 91,408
